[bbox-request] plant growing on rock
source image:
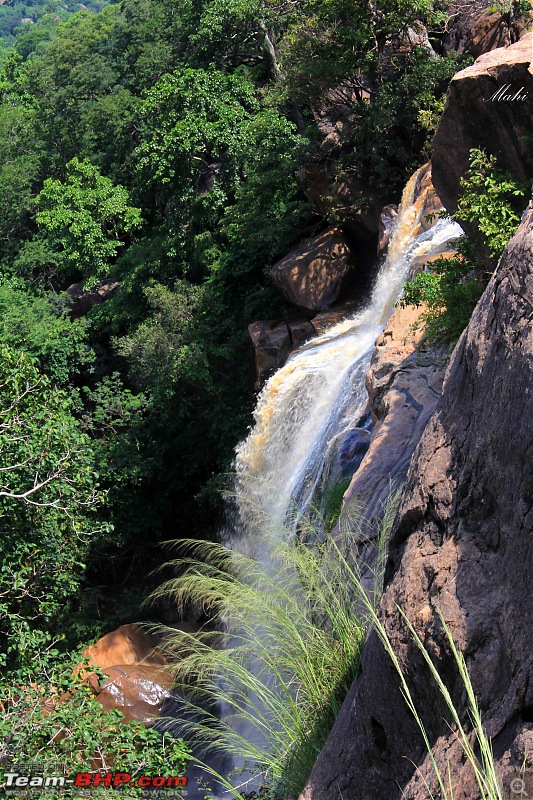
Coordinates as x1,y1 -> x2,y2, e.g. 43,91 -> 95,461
400,148 -> 528,344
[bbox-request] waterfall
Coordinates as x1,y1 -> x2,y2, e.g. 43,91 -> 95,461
183,168 -> 464,799
232,167 -> 463,549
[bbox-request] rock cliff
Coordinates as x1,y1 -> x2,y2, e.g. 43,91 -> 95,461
301,194 -> 533,800
339,303 -> 446,536
432,34 -> 533,218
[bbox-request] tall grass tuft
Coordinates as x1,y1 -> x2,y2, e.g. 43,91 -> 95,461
337,544 -> 504,800
149,487 -> 504,800
147,491 -> 401,799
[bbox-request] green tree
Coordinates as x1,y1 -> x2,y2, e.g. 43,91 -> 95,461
0,279 -> 90,384
0,347 -> 106,669
115,282 -> 210,393
34,157 -> 142,286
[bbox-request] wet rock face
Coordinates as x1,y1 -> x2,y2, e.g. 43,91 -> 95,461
270,228 -> 356,312
432,34 -> 533,219
337,426 -> 372,476
301,199 -> 533,800
411,162 -> 443,235
377,205 -> 398,255
338,302 -> 446,539
96,664 -> 173,724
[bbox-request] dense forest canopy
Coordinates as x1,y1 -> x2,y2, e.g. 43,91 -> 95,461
1,0 -> 531,789
0,0 -> 467,663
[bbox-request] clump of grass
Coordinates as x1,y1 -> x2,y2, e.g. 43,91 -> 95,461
149,485 -> 503,800
147,492 -> 401,799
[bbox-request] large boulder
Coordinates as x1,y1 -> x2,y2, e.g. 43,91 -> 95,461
301,197 -> 533,799
271,228 -> 356,312
66,280 -> 119,319
82,624 -> 166,670
248,319 -> 315,389
432,34 -> 533,218
80,624 -> 172,723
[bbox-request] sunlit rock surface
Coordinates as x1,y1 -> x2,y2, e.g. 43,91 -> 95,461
270,228 -> 356,312
301,197 -> 533,800
82,624 -> 171,723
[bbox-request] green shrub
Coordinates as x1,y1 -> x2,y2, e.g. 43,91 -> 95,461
0,642 -> 190,799
399,239 -> 485,345
400,149 -> 529,345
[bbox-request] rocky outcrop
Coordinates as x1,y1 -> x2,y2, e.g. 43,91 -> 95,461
309,308 -> 348,335
271,228 -> 356,312
248,319 -> 315,388
432,34 -> 533,217
249,301 -> 363,387
301,197 -> 533,800
66,280 -> 119,319
81,624 -> 172,723
338,303 -> 446,539
441,4 -> 531,59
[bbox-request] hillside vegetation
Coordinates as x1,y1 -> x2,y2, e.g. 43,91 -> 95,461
2,0 -> 525,787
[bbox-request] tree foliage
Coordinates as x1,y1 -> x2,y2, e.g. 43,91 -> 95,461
0,347 -> 106,669
35,158 -> 143,286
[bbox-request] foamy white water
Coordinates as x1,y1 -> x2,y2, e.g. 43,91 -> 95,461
232,167 -> 463,546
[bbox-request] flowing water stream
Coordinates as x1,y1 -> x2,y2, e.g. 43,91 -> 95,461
183,167 -> 464,798
231,168 -> 463,552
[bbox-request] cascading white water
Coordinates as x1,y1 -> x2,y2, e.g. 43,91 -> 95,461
232,167 -> 463,549
184,167 -> 464,800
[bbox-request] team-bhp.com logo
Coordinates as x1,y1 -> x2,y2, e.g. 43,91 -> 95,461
3,765 -> 187,791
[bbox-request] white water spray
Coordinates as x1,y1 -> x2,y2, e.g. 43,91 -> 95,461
232,167 -> 463,548
185,168 -> 463,800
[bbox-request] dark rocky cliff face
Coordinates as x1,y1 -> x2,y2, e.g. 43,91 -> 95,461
300,195 -> 533,799
432,33 -> 533,219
